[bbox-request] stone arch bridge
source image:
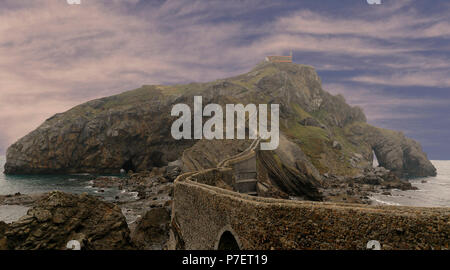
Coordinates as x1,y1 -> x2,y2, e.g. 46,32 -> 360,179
169,139 -> 449,250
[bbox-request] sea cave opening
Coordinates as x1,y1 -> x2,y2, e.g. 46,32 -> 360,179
122,158 -> 136,173
217,231 -> 240,250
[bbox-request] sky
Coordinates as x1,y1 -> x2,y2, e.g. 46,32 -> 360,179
0,0 -> 449,159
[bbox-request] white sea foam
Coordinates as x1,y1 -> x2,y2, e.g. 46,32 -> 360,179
0,205 -> 30,223
370,160 -> 450,207
129,191 -> 139,199
369,197 -> 401,206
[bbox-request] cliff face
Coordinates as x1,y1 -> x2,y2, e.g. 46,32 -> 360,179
4,62 -> 436,184
5,88 -> 195,174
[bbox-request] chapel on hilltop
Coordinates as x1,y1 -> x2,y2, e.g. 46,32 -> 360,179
265,51 -> 293,63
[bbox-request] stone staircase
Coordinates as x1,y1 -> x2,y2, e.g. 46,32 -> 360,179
218,138 -> 260,196
230,147 -> 258,196
234,171 -> 258,196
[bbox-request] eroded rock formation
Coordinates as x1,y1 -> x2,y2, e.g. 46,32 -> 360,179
345,124 -> 436,178
4,61 -> 436,199
0,191 -> 133,250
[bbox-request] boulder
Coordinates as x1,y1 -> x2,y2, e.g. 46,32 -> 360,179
131,207 -> 171,250
2,191 -> 133,250
299,117 -> 325,129
164,165 -> 182,181
332,141 -> 342,150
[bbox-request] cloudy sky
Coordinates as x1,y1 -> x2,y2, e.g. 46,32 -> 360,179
0,0 -> 449,159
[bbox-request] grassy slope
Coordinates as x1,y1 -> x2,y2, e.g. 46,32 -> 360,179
53,62 -> 370,177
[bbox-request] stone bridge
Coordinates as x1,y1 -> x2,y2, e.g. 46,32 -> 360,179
169,140 -> 449,250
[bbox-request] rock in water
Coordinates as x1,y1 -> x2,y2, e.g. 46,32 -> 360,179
4,61 -> 436,188
1,191 -> 133,250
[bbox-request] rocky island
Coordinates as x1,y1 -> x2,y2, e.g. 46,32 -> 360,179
2,61 -> 444,250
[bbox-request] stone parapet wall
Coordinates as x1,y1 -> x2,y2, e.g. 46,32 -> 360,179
170,177 -> 449,250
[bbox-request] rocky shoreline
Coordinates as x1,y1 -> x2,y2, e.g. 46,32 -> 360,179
0,163 -> 179,250
0,160 -> 426,250
319,166 -> 417,204
0,189 -> 172,250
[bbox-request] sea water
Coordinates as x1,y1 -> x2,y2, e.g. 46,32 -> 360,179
370,160 -> 450,207
1,156 -> 449,208
0,156 -> 131,202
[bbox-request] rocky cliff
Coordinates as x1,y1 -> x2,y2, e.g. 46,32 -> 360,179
4,61 -> 436,198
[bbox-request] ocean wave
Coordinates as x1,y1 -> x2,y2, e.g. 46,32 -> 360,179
370,197 -> 401,206
129,191 -> 139,199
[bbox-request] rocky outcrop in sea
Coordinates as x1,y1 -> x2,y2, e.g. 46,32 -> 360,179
4,61 -> 436,200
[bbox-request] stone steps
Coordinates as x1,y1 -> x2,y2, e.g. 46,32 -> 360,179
236,171 -> 257,180
235,178 -> 257,193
